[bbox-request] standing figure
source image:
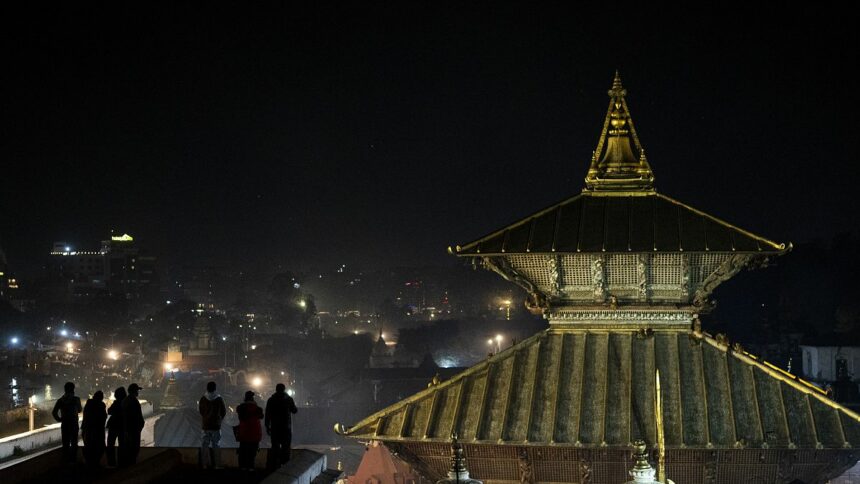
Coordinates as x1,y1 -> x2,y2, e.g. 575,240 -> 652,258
51,381 -> 82,464
106,386 -> 126,467
265,383 -> 298,470
81,391 -> 107,467
236,391 -> 264,471
198,381 -> 227,469
121,383 -> 145,466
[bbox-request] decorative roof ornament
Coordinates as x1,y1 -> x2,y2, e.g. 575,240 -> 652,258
436,434 -> 482,484
624,441 -> 675,484
585,71 -> 655,192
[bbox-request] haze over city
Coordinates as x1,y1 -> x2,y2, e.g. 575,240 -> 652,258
1,4 -> 859,484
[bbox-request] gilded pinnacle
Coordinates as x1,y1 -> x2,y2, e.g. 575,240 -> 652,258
586,72 -> 653,192
609,70 -> 627,98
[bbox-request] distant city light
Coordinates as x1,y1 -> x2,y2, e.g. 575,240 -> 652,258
166,300 -> 172,305
299,300 -> 307,308
60,329 -> 68,336
164,363 -> 173,370
252,377 -> 263,387
287,389 -> 295,397
222,336 -> 227,341
65,342 -> 74,352
10,337 -> 19,345
495,334 -> 503,343
280,371 -> 285,376
250,345 -> 257,350
107,349 -> 119,360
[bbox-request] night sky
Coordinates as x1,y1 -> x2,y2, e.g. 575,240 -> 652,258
2,4 -> 857,275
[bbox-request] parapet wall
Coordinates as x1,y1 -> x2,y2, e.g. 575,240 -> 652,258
0,402 -> 153,461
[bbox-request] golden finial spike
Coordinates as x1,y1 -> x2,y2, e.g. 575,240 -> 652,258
609,70 -> 626,98
585,73 -> 654,192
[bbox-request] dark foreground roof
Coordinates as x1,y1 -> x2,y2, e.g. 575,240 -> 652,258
341,329 -> 860,450
453,193 -> 788,256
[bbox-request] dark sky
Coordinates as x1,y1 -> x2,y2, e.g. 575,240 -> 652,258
1,4 -> 857,275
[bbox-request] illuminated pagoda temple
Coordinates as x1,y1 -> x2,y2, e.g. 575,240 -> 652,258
337,74 -> 860,483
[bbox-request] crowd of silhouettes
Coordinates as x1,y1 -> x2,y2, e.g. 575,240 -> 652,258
198,380 -> 298,471
52,382 -> 145,468
52,379 -> 298,472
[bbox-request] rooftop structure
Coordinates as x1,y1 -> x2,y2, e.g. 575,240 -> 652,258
338,74 -> 860,483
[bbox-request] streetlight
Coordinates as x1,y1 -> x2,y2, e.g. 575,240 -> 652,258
65,342 -> 74,352
299,300 -> 307,309
503,300 -> 512,320
107,349 -> 119,361
28,396 -> 37,431
252,377 -> 263,387
10,336 -> 19,345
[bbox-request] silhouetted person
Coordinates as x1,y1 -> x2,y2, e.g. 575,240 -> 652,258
106,386 -> 126,467
236,391 -> 264,471
265,383 -> 297,470
198,381 -> 226,468
121,383 -> 144,466
52,381 -> 82,464
81,390 -> 107,467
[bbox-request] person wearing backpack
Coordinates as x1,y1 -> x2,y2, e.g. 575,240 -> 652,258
235,390 -> 264,471
51,381 -> 82,464
198,381 -> 227,468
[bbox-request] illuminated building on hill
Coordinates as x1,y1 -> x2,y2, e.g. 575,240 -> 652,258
337,74 -> 860,483
47,233 -> 157,300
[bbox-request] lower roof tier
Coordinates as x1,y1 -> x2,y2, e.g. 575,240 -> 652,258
341,329 -> 860,450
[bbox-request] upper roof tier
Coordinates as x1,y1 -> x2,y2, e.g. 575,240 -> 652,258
452,73 -> 788,257
453,192 -> 787,256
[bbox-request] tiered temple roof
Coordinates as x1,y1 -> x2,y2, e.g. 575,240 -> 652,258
339,74 -> 860,483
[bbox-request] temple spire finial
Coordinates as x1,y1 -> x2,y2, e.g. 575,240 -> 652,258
610,69 -> 626,97
585,72 -> 655,193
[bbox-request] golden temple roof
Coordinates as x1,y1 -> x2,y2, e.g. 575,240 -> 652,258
452,192 -> 788,256
340,328 -> 860,450
451,73 -> 789,257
